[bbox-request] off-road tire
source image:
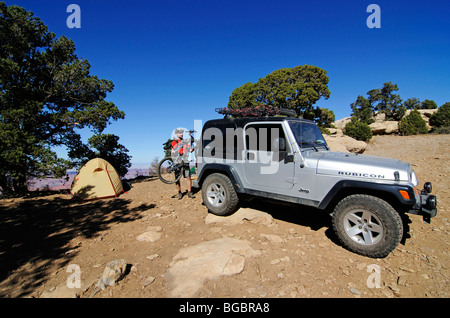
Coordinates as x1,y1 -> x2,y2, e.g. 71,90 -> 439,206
202,173 -> 239,216
332,194 -> 403,258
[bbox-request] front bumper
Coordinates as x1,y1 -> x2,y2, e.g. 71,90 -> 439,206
408,182 -> 437,223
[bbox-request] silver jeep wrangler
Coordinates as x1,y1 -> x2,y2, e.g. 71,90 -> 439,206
193,116 -> 437,258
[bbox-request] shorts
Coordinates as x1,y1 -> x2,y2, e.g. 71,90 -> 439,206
175,163 -> 192,179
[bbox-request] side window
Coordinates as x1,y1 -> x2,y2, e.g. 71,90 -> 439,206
245,123 -> 288,152
201,122 -> 240,159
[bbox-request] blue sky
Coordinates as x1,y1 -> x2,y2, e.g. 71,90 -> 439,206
4,0 -> 450,167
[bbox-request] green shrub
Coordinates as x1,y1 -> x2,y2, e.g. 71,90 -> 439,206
344,117 -> 372,141
429,102 -> 450,128
433,126 -> 450,134
398,110 -> 428,135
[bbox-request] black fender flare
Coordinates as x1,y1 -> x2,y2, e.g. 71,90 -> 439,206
318,180 -> 416,211
197,163 -> 246,193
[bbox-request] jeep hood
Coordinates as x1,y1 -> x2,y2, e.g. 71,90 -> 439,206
314,152 -> 411,182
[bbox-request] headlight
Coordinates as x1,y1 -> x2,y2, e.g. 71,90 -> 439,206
411,170 -> 419,186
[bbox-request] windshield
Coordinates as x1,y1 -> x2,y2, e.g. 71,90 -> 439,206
288,121 -> 328,149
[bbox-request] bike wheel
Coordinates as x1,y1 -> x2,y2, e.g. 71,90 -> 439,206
157,157 -> 183,184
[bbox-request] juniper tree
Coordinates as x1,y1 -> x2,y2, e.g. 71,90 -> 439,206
0,3 -> 126,194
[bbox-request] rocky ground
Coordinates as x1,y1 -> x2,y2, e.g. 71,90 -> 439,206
0,134 -> 448,299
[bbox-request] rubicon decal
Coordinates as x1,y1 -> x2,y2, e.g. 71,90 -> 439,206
338,171 -> 385,179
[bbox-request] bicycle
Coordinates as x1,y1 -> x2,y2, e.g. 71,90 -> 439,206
157,130 -> 198,184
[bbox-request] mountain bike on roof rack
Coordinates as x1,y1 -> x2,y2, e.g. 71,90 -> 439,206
157,129 -> 198,184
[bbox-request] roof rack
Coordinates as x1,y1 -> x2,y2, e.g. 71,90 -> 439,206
215,106 -> 297,118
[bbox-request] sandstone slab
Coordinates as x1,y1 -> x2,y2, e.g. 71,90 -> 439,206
166,238 -> 260,297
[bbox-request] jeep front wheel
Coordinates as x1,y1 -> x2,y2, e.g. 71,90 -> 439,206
202,173 -> 239,216
331,194 -> 403,258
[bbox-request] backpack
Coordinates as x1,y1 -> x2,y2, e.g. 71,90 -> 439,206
163,140 -> 173,151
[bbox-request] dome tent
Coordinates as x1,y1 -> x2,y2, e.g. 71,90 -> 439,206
71,158 -> 124,200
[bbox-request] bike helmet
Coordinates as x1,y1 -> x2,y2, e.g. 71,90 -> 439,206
172,127 -> 188,140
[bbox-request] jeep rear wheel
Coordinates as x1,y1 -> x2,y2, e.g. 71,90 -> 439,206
202,173 -> 239,216
332,194 -> 403,258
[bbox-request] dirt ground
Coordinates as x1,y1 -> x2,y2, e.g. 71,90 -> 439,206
0,134 -> 448,299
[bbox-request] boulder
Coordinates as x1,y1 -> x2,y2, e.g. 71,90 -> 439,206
327,128 -> 343,135
96,259 -> 127,290
205,208 -> 273,226
334,117 -> 352,130
384,121 -> 399,134
374,112 -> 386,123
369,122 -> 387,135
324,134 -> 367,153
369,121 -> 399,135
166,238 -> 260,297
324,137 -> 348,152
136,226 -> 163,242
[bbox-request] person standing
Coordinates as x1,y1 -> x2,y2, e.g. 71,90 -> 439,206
171,128 -> 195,199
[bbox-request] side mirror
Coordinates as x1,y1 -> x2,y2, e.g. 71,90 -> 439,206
284,154 -> 294,163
